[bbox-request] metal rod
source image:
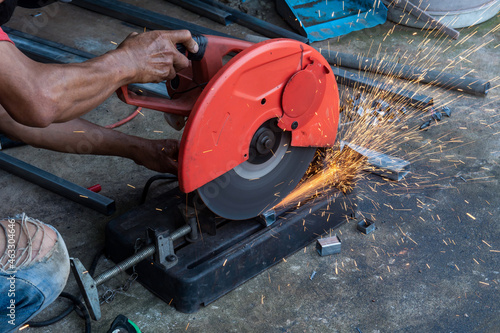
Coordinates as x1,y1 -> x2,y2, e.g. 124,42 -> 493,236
194,0 -> 309,43
71,0 -> 231,38
8,34 -> 91,64
0,134 -> 25,150
169,224 -> 192,240
386,0 -> 460,40
2,26 -> 97,60
331,66 -> 433,109
321,50 -> 490,96
94,245 -> 155,286
165,0 -> 231,25
0,152 -> 116,215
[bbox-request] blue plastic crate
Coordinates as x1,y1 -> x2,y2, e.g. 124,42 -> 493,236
277,0 -> 387,42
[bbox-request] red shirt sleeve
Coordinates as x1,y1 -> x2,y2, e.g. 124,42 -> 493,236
0,27 -> 13,44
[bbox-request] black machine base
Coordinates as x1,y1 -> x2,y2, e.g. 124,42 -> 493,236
105,187 -> 356,313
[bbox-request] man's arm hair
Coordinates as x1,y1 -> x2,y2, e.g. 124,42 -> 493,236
0,30 -> 198,127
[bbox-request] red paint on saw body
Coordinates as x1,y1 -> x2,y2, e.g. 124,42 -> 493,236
117,36 -> 339,194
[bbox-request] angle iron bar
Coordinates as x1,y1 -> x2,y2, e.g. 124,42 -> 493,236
0,152 -> 116,215
195,0 -> 309,43
71,0 -> 231,38
3,26 -> 97,60
321,50 -> 489,96
331,66 -> 433,109
165,0 -> 232,25
8,34 -> 92,64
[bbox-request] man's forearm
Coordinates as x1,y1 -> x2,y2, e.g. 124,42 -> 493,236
35,51 -> 136,123
0,106 -> 180,174
0,43 -> 135,127
0,30 -> 197,127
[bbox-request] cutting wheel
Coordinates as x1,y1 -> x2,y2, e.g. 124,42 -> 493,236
197,119 -> 316,220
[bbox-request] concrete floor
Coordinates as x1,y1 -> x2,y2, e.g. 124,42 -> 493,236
2,1 -> 499,332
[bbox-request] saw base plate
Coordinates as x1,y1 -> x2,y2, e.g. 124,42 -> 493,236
105,187 -> 356,313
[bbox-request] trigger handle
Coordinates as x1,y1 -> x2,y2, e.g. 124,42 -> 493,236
176,34 -> 207,61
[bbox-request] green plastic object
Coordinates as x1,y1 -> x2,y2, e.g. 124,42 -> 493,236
107,314 -> 141,333
276,0 -> 387,42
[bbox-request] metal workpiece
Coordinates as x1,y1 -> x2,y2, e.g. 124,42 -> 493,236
7,32 -> 92,64
165,0 -> 232,25
186,0 -> 309,43
341,141 -> 410,182
357,218 -> 376,234
316,235 -> 342,256
3,27 -> 96,63
382,0 -> 460,40
322,51 -> 490,96
0,134 -> 25,150
71,0 -> 231,38
331,67 -> 433,109
260,209 -> 276,227
0,152 -> 116,215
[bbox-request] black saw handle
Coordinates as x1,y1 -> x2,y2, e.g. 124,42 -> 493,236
176,34 -> 207,61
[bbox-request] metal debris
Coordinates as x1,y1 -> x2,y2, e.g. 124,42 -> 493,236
357,218 -> 375,234
419,119 -> 431,130
341,141 -> 411,181
441,106 -> 451,117
316,235 -> 342,256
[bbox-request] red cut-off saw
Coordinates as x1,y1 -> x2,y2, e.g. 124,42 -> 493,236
118,35 -> 340,220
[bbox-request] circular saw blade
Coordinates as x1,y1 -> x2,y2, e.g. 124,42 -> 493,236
197,132 -> 316,220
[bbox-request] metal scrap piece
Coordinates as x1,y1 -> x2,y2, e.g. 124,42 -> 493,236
341,141 -> 410,181
357,218 -> 375,234
316,235 -> 341,256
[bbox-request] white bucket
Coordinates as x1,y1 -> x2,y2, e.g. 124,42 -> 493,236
384,0 -> 500,28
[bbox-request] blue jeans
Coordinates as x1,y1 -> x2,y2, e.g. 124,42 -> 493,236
0,223 -> 69,333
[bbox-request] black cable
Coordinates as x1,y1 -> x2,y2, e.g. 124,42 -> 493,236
26,249 -> 104,330
89,248 -> 104,276
60,292 -> 91,333
169,82 -> 207,97
140,174 -> 178,204
26,304 -> 75,327
27,292 -> 91,332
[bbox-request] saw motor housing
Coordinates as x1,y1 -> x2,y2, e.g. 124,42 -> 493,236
117,36 -> 340,201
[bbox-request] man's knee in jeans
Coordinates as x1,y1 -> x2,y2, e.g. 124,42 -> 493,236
0,214 -> 70,332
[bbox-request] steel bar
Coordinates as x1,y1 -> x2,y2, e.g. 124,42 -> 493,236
3,26 -> 96,60
341,141 -> 411,181
386,0 -> 460,39
321,50 -> 490,96
7,31 -> 93,64
165,0 -> 231,25
331,66 -> 433,109
316,235 -> 341,256
0,152 -> 116,215
195,0 -> 309,43
0,134 -> 25,150
71,0 -> 231,38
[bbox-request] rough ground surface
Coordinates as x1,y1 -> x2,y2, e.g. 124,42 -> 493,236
1,1 -> 499,332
